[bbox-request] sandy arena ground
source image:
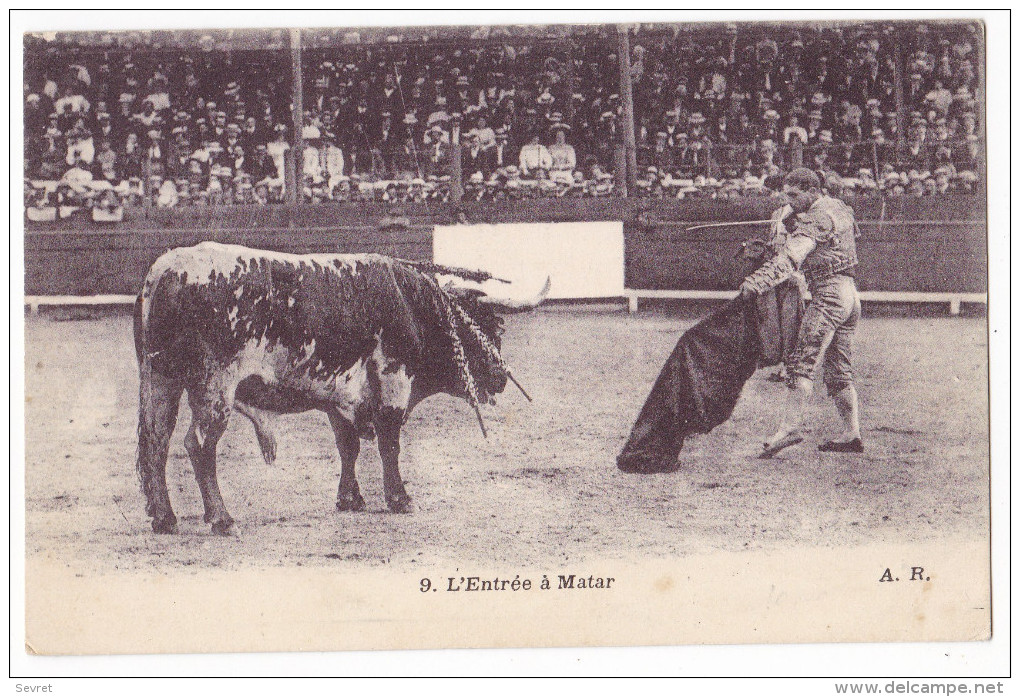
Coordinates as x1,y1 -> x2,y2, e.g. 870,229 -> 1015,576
23,307 -> 989,573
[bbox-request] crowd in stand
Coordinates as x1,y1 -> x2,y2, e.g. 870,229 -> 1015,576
24,21 -> 983,216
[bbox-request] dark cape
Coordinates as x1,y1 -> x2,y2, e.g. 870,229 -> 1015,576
616,281 -> 803,474
617,299 -> 760,473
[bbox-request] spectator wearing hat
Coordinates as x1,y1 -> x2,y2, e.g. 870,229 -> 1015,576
959,110 -> 978,140
174,178 -> 191,205
637,165 -> 660,197
376,72 -> 401,116
60,157 -> 95,208
906,170 -> 926,197
906,71 -> 926,106
931,117 -> 951,144
839,98 -> 863,135
806,129 -> 833,171
424,123 -> 451,177
954,132 -> 980,172
65,120 -> 95,166
713,112 -> 731,145
448,112 -> 464,147
901,122 -> 932,172
925,79 -> 953,116
880,111 -> 898,144
687,110 -> 707,134
679,132 -> 711,178
157,177 -> 179,208
752,137 -> 784,178
644,130 -> 677,174
134,99 -> 160,131
933,165 -> 953,194
860,98 -> 882,138
470,116 -> 497,151
832,141 -> 863,177
761,108 -> 781,143
349,105 -> 376,175
519,132 -> 552,179
454,75 -> 475,113
144,128 -> 165,178
462,130 -> 488,179
321,133 -> 346,199
783,115 -> 808,146
548,123 -> 576,181
238,116 -> 261,156
303,131 -> 324,188
145,74 -> 171,113
53,84 -> 90,120
119,132 -> 143,180
34,119 -> 64,180
266,125 -> 290,187
25,92 -> 46,137
94,138 -> 118,182
370,111 -> 398,176
386,132 -> 416,180
491,128 -> 512,171
427,96 -> 451,128
536,87 -> 556,116
94,109 -> 115,146
805,109 -> 825,142
591,110 -> 618,169
662,109 -> 683,148
211,110 -> 231,144
164,128 -> 189,180
112,93 -> 136,139
250,181 -> 271,206
242,140 -> 269,177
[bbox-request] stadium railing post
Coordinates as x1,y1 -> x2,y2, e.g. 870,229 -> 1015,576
450,143 -> 463,202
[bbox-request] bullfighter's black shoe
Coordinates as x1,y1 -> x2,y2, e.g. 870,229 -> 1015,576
818,437 -> 864,453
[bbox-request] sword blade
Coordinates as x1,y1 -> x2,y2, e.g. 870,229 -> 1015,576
684,219 -> 774,232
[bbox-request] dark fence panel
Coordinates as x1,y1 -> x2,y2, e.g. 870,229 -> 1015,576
625,220 -> 987,293
25,223 -> 433,296
24,196 -> 986,296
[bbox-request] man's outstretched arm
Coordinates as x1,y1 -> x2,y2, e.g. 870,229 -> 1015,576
739,234 -> 817,298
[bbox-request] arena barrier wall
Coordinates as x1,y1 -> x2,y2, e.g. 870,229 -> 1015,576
24,196 -> 986,300
434,222 -> 625,300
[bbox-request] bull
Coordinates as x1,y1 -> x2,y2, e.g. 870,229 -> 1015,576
134,242 -> 548,535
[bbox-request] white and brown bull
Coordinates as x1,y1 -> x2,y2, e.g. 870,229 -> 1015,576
134,242 -> 548,535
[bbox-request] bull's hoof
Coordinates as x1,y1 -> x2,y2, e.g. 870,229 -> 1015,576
616,454 -> 682,474
151,516 -> 178,534
385,493 -> 412,514
336,492 -> 366,512
257,432 -> 278,466
210,518 -> 235,536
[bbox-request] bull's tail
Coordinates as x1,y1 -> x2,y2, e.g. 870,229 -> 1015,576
133,294 -> 145,366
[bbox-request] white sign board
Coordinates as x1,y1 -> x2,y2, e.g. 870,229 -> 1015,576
433,221 -> 625,300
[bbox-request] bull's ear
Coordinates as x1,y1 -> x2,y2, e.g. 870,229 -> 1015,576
445,286 -> 486,302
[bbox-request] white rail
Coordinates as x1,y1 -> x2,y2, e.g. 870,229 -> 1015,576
24,294 -> 136,314
23,291 -> 988,317
622,289 -> 987,315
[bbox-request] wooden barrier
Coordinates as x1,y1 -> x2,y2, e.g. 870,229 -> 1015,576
24,196 -> 986,298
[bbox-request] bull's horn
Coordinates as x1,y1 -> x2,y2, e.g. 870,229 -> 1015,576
477,276 -> 551,313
